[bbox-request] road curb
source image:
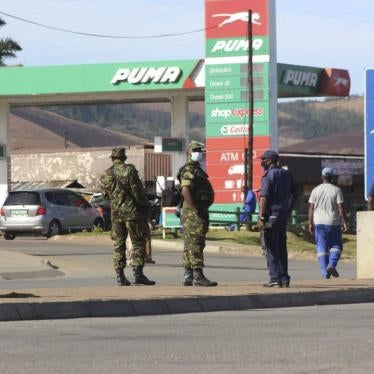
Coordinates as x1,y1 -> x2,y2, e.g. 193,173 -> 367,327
1,288 -> 374,321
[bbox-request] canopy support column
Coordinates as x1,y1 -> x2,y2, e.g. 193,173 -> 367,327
0,101 -> 9,206
170,95 -> 189,177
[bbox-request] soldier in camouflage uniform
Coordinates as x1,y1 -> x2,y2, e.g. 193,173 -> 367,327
100,147 -> 155,286
178,141 -> 217,287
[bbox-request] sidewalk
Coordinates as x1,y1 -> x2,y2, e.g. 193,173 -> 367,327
1,237 -> 373,322
1,279 -> 374,321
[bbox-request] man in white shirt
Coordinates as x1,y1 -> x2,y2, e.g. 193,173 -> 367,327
308,167 -> 348,279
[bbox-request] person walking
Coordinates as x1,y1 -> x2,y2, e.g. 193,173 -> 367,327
100,147 -> 155,286
308,167 -> 348,279
226,187 -> 257,231
178,141 -> 217,287
258,150 -> 297,288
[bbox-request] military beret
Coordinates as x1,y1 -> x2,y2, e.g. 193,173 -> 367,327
188,141 -> 205,152
111,147 -> 127,159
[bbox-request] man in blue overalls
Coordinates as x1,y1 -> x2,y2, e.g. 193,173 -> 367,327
258,150 -> 297,288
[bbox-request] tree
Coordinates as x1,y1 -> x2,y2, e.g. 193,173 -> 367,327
0,18 -> 22,66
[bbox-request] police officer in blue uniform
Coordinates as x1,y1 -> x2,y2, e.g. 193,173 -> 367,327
258,150 -> 297,288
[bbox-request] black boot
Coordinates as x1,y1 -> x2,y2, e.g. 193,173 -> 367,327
133,266 -> 156,285
115,268 -> 131,286
182,267 -> 193,286
193,268 -> 218,287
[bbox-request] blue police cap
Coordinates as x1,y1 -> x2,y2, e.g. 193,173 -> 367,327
259,150 -> 279,160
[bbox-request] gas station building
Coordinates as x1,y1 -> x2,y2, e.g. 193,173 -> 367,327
0,0 -> 351,216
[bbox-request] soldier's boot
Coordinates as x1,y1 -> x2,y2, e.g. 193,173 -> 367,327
193,268 -> 218,287
133,266 -> 156,286
115,268 -> 131,286
182,267 -> 193,286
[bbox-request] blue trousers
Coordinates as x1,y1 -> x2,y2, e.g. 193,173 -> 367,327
263,218 -> 290,284
314,224 -> 342,278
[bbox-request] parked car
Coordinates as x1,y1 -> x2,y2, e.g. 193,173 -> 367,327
89,193 -> 161,230
0,188 -> 105,240
89,193 -> 111,231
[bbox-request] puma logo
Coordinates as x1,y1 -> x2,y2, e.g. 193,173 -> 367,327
212,11 -> 262,28
333,77 -> 349,87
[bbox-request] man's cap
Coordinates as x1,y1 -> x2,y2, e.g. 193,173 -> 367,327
322,167 -> 333,177
110,147 -> 127,159
188,141 -> 205,152
259,149 -> 279,160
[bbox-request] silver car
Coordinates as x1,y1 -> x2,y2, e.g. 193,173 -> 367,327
0,188 -> 104,240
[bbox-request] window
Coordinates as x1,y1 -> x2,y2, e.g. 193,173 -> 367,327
45,192 -> 56,204
54,192 -> 71,206
66,192 -> 88,208
5,192 -> 41,205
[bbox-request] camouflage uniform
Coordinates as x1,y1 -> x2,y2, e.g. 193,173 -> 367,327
101,148 -> 149,270
180,157 -> 214,269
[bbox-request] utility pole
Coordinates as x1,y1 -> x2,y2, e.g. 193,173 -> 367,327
245,9 -> 254,231
247,9 -> 254,192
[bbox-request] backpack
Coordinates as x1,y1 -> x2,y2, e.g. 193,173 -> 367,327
174,166 -> 185,218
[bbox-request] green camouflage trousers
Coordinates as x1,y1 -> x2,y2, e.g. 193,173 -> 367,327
111,219 -> 147,269
181,206 -> 209,268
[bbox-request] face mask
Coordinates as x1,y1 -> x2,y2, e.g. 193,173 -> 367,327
191,152 -> 202,162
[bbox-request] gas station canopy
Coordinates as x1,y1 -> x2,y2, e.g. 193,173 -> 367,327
0,59 -> 349,102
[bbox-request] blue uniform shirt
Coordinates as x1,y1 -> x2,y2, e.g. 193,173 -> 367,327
260,167 -> 295,219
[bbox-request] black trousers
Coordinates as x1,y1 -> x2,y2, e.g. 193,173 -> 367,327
263,218 -> 290,283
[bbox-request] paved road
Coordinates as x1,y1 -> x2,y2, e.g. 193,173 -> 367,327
0,303 -> 373,374
0,236 -> 356,290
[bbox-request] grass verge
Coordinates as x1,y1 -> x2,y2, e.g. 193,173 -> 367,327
155,227 -> 356,260
77,226 -> 357,260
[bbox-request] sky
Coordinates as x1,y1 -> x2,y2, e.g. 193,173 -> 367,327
0,0 -> 373,95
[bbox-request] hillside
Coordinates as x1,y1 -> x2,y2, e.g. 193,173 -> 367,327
281,129 -> 364,156
38,102 -> 206,144
277,96 -> 363,148
8,96 -> 364,155
311,96 -> 364,112
10,113 -> 79,152
10,107 -> 150,153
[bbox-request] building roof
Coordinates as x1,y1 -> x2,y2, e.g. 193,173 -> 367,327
11,180 -> 85,191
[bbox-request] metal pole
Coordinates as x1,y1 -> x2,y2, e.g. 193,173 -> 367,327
247,9 -> 254,192
244,147 -> 248,192
246,9 -> 254,231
